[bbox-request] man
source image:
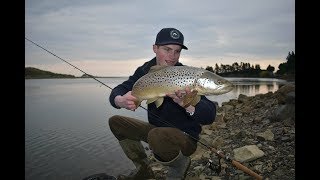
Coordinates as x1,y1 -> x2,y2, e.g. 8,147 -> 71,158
108,27 -> 217,179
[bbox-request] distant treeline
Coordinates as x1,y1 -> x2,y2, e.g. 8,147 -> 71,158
25,51 -> 295,80
25,67 -> 76,79
25,67 -> 100,79
205,51 -> 295,80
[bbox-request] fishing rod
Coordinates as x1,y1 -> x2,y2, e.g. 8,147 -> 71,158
25,37 -> 175,129
25,37 -> 263,180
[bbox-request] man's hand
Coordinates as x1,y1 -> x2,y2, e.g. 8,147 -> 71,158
114,91 -> 138,111
166,87 -> 199,108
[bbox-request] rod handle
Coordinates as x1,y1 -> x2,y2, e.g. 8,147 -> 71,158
232,160 -> 263,180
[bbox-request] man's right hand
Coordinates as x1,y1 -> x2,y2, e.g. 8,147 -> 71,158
114,91 -> 139,111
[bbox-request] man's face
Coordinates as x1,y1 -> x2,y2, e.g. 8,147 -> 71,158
153,44 -> 182,66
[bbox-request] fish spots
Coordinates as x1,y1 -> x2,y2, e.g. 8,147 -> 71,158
132,65 -> 233,101
198,78 -> 211,87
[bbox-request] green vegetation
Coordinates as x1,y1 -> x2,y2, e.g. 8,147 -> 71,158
25,67 -> 76,79
80,74 -> 94,78
25,51 -> 295,80
205,51 -> 295,80
275,51 -> 295,80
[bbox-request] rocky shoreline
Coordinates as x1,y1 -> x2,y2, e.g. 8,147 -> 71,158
149,83 -> 295,180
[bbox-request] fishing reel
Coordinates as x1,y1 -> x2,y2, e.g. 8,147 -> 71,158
204,151 -> 236,176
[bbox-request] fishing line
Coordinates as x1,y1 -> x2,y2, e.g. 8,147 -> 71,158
25,37 -> 201,142
25,37 -> 263,179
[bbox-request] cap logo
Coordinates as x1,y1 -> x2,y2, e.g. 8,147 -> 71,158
170,29 -> 180,39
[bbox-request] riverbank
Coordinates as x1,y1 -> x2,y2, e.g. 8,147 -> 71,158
275,74 -> 295,82
148,83 -> 295,179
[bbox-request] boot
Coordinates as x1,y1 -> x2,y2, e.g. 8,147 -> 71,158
117,139 -> 155,180
155,151 -> 191,180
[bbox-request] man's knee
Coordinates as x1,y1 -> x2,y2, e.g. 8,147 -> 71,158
108,115 -> 123,133
108,115 -> 123,127
109,114 -> 122,121
109,115 -> 128,140
147,128 -> 161,142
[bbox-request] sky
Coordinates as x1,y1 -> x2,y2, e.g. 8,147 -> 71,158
25,0 -> 295,77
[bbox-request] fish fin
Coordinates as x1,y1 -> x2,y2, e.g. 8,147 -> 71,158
146,97 -> 158,104
146,97 -> 164,108
182,90 -> 199,108
190,95 -> 201,106
148,65 -> 169,73
155,98 -> 164,108
134,100 -> 142,107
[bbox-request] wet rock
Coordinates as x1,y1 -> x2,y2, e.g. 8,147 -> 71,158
150,83 -> 295,179
185,83 -> 295,179
233,145 -> 265,162
256,129 -> 274,141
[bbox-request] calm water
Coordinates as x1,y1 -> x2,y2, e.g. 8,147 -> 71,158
25,77 -> 288,180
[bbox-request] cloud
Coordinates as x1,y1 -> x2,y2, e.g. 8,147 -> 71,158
25,0 -> 294,76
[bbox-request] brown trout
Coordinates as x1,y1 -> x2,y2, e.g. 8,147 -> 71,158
132,65 -> 234,108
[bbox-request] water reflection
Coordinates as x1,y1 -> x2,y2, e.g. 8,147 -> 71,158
25,77 -> 289,180
208,78 -> 288,106
267,83 -> 274,92
233,83 -> 276,95
231,78 -> 286,94
255,84 -> 260,93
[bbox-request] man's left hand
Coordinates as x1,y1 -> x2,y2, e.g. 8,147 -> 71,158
166,87 -> 199,108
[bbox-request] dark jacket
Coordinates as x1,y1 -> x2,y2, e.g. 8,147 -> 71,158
109,57 -> 217,139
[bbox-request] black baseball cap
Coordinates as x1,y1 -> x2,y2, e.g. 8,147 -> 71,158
155,28 -> 188,50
